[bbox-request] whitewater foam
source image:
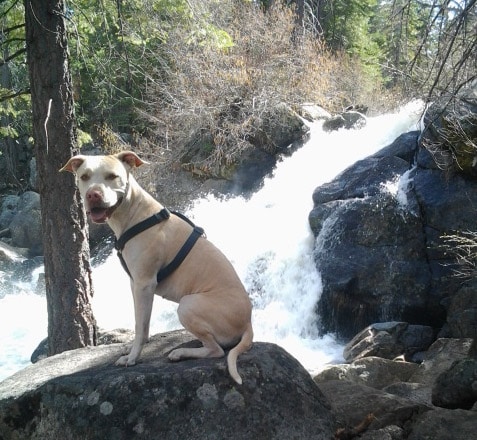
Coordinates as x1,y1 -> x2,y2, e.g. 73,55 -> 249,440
0,100 -> 424,382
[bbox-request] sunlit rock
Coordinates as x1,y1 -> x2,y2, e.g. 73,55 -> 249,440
0,330 -> 335,440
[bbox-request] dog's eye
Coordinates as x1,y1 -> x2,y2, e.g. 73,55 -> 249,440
105,173 -> 119,181
80,174 -> 90,181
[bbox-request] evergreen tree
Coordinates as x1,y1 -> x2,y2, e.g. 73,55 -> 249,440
24,0 -> 96,355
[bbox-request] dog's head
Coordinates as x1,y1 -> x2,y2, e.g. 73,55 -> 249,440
60,151 -> 146,223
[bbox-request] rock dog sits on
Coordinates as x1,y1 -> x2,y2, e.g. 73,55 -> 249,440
61,151 -> 253,384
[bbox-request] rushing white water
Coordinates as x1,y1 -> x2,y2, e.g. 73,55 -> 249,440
0,100 -> 424,383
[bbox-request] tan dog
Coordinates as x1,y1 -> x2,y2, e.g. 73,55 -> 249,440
60,151 -> 253,384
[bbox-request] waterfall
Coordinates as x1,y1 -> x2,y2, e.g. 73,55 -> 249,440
0,100 -> 424,382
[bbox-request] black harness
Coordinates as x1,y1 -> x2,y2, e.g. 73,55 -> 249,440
114,207 -> 205,283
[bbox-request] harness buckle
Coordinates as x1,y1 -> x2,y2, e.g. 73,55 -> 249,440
154,208 -> 170,221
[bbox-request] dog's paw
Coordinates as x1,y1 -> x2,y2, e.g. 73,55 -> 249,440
168,349 -> 184,362
121,345 -> 132,355
115,355 -> 136,367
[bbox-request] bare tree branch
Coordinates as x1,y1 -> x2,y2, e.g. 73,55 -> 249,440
0,47 -> 26,66
0,87 -> 30,101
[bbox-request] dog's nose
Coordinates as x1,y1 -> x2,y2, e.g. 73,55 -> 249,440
87,190 -> 102,202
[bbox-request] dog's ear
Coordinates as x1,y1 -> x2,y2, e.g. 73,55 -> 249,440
115,151 -> 149,169
59,156 -> 85,173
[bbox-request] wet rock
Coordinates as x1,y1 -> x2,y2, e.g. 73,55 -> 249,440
322,110 -> 367,132
310,127 -> 477,339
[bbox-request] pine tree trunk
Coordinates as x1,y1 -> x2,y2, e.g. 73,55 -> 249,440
24,0 -> 96,355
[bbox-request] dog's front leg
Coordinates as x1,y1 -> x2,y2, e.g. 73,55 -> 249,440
116,282 -> 155,367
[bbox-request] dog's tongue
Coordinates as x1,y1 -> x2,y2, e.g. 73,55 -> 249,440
88,207 -> 109,223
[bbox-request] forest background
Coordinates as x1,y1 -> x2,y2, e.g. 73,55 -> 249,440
1,0 -> 476,187
0,0 -> 475,356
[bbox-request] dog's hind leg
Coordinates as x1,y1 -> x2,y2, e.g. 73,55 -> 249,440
168,332 -> 225,361
168,294 -> 225,361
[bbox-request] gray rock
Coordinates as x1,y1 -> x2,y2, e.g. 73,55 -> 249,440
0,330 -> 335,440
314,356 -> 419,390
31,328 -> 135,363
383,382 -> 432,406
418,82 -> 477,177
9,191 -> 43,254
316,380 -> 430,432
0,194 -> 19,229
299,103 -> 331,121
407,407 -> 477,440
359,425 -> 404,440
310,127 -> 477,340
409,338 -> 473,385
446,280 -> 477,339
314,334 -> 477,438
0,241 -> 28,264
432,358 -> 477,409
343,322 -> 434,362
322,110 -> 367,132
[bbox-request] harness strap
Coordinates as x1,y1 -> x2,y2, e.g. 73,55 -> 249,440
115,207 -> 170,252
156,225 -> 204,284
117,247 -> 132,278
114,208 -> 204,283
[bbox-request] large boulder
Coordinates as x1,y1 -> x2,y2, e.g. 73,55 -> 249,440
317,380 -> 430,434
0,330 -> 335,440
310,128 -> 477,339
310,132 -> 433,338
316,338 -> 473,407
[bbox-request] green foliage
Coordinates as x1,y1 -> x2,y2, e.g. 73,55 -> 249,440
77,129 -> 93,149
1,0 -> 474,170
64,0 -> 237,136
302,0 -> 385,84
0,1 -> 31,141
369,0 -> 425,86
0,89 -> 30,138
318,0 -> 377,53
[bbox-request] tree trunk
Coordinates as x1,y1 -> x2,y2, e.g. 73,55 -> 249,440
24,0 -> 96,355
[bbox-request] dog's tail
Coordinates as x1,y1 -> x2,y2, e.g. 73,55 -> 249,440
227,322 -> 253,385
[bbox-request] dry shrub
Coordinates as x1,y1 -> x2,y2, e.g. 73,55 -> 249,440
328,52 -> 408,115
142,0 -> 338,175
420,90 -> 477,176
442,231 -> 477,280
137,0 -> 403,175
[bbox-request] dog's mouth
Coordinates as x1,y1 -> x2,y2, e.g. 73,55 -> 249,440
87,206 -> 112,223
85,185 -> 128,223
